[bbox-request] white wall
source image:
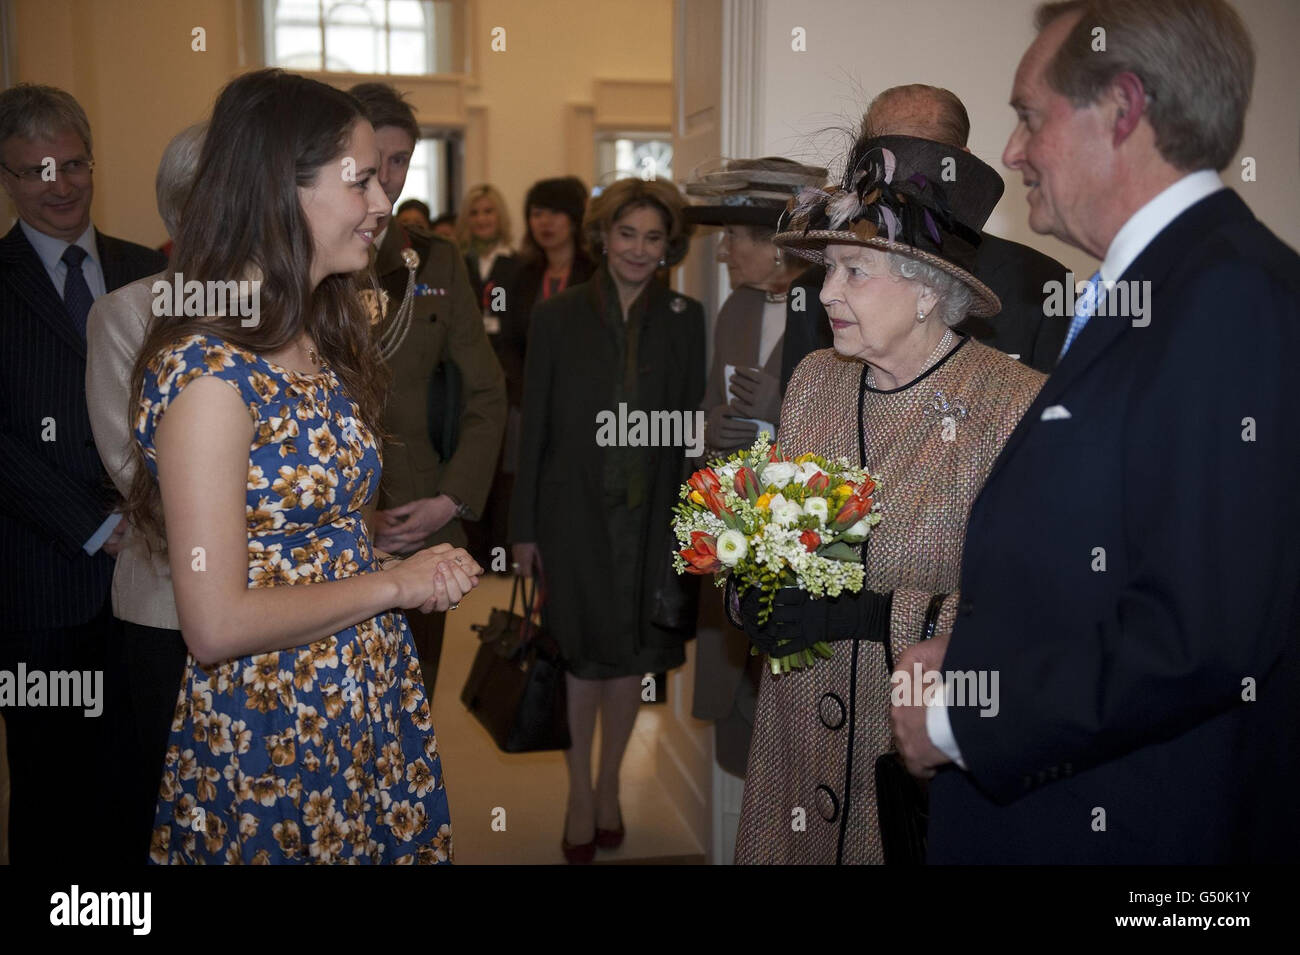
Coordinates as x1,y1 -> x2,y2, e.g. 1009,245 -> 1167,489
757,0 -> 1300,280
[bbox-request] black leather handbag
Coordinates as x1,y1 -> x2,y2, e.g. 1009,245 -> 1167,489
461,575 -> 571,753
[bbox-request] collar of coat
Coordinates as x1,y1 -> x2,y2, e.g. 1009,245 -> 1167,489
585,264 -> 675,326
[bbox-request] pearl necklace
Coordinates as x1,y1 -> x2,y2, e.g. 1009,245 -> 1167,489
866,327 -> 953,390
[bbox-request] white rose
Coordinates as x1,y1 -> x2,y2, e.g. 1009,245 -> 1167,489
802,496 -> 829,522
795,462 -> 827,486
714,462 -> 739,484
840,518 -> 871,543
769,494 -> 803,528
716,530 -> 748,566
762,462 -> 798,489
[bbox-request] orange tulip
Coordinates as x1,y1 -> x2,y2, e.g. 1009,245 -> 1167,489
687,468 -> 721,496
734,466 -> 761,504
680,531 -> 722,575
831,495 -> 869,531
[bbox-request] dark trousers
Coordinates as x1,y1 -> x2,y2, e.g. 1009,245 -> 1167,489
405,608 -> 447,701
121,621 -> 188,863
0,598 -> 131,863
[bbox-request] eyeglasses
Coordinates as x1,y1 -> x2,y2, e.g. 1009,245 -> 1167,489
0,158 -> 95,185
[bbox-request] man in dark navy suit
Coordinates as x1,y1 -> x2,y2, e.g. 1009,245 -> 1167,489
0,84 -> 166,862
779,84 -> 1070,389
890,0 -> 1300,863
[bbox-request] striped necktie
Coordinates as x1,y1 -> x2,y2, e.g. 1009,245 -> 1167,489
61,244 -> 95,339
1058,269 -> 1102,359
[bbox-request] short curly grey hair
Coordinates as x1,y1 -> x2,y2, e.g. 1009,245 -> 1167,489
155,123 -> 206,239
882,251 -> 973,327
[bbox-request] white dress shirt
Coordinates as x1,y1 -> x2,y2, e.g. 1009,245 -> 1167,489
20,219 -> 107,301
925,169 -> 1226,769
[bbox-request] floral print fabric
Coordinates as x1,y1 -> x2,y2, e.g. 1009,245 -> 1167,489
137,334 -> 452,864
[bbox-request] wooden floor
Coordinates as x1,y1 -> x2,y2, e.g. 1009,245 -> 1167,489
430,573 -> 706,865
0,573 -> 707,866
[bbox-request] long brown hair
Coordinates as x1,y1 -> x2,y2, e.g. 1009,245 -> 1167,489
124,68 -> 390,551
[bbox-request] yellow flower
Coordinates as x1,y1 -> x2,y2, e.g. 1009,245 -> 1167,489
755,492 -> 773,511
689,489 -> 705,505
794,453 -> 817,464
833,483 -> 853,500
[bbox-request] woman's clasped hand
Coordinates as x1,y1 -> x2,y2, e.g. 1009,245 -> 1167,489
385,543 -> 483,613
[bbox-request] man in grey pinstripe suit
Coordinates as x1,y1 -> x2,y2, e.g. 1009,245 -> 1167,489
0,84 -> 165,862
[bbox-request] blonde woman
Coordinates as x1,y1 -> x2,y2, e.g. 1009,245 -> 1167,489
457,183 -> 516,323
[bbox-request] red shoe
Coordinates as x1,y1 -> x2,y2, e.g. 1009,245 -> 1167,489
595,810 -> 624,850
562,822 -> 596,864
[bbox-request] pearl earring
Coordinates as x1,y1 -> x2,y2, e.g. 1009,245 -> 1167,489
659,257 -> 667,267
916,307 -> 928,323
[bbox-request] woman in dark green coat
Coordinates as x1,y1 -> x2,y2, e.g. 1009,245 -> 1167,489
510,177 -> 705,863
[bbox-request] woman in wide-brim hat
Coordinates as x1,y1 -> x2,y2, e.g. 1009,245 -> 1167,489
684,157 -> 827,461
681,156 -> 828,780
731,132 -> 1046,864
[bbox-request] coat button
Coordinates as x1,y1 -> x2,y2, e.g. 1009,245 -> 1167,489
814,785 -> 839,823
817,692 -> 846,730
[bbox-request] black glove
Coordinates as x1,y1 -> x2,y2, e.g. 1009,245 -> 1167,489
736,584 -> 893,655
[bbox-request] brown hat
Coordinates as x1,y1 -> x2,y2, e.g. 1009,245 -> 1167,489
682,156 -> 828,229
773,134 -> 1004,317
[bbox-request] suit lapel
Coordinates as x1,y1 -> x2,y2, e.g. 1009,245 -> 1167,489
0,222 -> 86,357
982,189 -> 1251,489
96,230 -> 127,292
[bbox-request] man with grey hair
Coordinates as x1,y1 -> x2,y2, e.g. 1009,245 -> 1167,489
86,122 -> 204,862
779,84 -> 1070,388
891,0 -> 1300,863
0,83 -> 166,862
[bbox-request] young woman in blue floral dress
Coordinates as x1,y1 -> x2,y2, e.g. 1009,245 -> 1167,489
123,69 -> 480,864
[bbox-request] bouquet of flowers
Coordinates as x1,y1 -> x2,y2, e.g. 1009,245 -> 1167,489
671,434 -> 882,673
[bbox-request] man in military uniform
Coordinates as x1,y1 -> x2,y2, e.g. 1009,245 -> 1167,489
350,83 -> 507,700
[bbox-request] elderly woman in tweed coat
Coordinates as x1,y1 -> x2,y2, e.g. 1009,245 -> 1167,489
732,132 -> 1045,864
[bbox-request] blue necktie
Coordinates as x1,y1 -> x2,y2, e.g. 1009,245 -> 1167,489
1058,269 -> 1102,359
61,244 -> 94,339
